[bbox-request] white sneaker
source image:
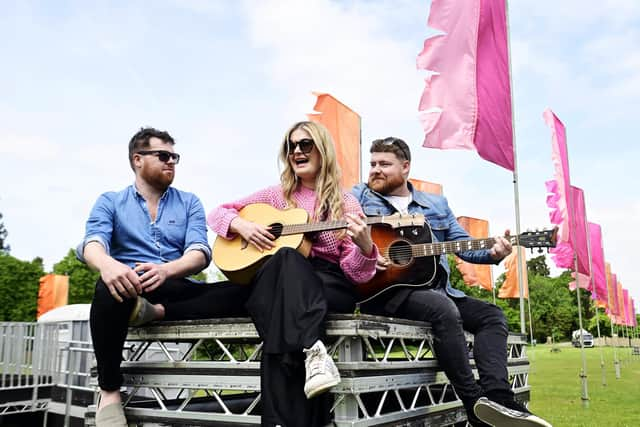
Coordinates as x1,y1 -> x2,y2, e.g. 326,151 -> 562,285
474,397 -> 553,427
303,340 -> 341,399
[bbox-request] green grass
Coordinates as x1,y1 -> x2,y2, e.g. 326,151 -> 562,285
527,343 -> 640,427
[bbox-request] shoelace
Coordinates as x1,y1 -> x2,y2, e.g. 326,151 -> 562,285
305,347 -> 326,376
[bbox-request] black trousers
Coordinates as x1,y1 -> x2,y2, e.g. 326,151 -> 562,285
365,288 -> 512,409
247,247 -> 356,427
90,277 -> 249,391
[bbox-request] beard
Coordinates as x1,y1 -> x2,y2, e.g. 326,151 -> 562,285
141,166 -> 174,191
368,173 -> 405,195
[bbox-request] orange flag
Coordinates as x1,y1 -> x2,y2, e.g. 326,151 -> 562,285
37,274 -> 69,319
308,92 -> 361,189
409,178 -> 443,195
499,246 -> 528,299
605,262 -> 615,312
455,216 -> 493,290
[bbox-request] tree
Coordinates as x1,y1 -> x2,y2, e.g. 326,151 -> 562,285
52,249 -> 100,305
0,212 -> 9,253
527,255 -> 550,277
0,253 -> 45,321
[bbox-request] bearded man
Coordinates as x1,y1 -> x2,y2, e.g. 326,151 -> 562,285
352,137 -> 551,427
77,127 -> 247,426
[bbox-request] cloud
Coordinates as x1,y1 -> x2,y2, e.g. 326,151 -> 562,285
0,132 -> 61,159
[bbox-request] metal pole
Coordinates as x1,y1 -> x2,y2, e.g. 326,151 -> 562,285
586,221 -> 606,386
64,343 -> 72,427
613,322 -> 621,379
563,172 -> 588,401
574,262 -> 590,405
527,295 -> 535,345
505,0 -> 526,334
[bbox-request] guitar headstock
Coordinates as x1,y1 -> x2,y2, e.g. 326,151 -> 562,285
377,213 -> 425,229
515,227 -> 558,249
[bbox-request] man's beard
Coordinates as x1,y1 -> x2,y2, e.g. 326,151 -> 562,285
368,173 -> 404,195
142,167 -> 174,191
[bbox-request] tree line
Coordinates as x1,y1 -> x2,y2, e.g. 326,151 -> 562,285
449,254 -> 638,343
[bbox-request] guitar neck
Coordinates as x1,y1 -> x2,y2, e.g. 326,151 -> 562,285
411,235 -> 519,257
281,216 -> 387,236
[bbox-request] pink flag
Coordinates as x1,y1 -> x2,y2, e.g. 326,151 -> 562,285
546,184 -> 589,277
569,187 -> 590,277
545,180 -> 572,269
417,0 -> 514,171
623,289 -> 631,327
544,109 -> 571,243
616,279 -> 625,326
568,272 -> 591,291
588,222 -> 608,307
632,299 -> 637,327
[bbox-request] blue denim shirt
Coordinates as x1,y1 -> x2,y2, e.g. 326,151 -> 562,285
352,182 -> 498,298
76,185 -> 211,269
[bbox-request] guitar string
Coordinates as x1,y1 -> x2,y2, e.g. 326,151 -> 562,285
378,236 -> 544,259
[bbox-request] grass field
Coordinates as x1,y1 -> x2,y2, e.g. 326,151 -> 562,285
526,343 -> 640,427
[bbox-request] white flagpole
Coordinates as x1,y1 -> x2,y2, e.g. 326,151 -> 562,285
567,188 -> 590,406
505,0 -> 527,335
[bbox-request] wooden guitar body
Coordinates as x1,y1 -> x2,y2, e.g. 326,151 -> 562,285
213,204 -> 312,285
213,203 -> 426,286
356,224 -> 558,302
357,224 -> 438,300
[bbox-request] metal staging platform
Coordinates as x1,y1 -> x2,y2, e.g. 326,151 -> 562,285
85,314 -> 531,426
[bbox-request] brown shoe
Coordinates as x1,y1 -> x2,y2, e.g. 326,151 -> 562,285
95,402 -> 127,426
128,297 -> 156,327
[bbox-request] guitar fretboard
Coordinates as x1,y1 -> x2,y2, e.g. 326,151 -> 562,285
411,235 -> 519,257
281,215 -> 420,235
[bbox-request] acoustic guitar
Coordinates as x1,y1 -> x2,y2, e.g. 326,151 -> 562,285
213,203 -> 425,285
356,223 -> 558,302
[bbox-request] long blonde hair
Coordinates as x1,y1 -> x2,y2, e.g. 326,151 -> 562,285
279,121 -> 345,227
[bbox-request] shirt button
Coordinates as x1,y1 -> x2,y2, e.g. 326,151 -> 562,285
155,242 -> 160,248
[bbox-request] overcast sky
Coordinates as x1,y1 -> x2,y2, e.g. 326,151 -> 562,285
1,0 -> 638,311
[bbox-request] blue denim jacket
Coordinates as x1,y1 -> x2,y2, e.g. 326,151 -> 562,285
352,182 -> 498,298
76,185 -> 211,269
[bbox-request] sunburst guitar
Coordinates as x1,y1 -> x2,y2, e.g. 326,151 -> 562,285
356,224 -> 558,302
213,203 -> 425,285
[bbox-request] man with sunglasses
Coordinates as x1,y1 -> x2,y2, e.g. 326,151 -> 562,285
77,127 -> 248,426
352,138 -> 551,427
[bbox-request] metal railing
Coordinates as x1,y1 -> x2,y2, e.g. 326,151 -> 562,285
0,322 -> 60,415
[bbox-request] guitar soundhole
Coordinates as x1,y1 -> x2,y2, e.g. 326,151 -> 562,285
269,223 -> 283,240
387,241 -> 413,266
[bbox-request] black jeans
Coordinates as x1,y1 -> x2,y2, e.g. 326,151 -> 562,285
246,247 -> 356,427
370,288 -> 511,408
90,277 -> 249,391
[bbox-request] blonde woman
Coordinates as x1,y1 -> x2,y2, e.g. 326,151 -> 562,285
208,121 -> 377,427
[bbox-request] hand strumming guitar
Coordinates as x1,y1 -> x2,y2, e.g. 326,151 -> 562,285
230,216 -> 276,252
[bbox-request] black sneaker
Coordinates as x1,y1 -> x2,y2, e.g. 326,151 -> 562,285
473,397 -> 552,427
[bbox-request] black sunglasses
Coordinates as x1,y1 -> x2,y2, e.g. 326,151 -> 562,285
286,138 -> 315,154
378,138 -> 410,161
136,150 -> 181,164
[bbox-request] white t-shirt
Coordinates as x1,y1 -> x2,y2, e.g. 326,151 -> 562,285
385,194 -> 412,215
